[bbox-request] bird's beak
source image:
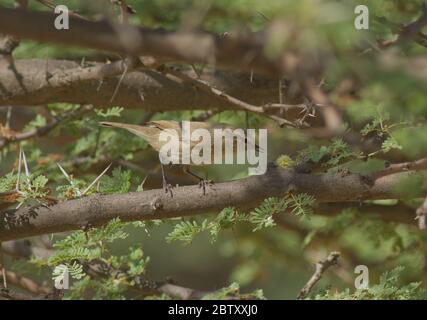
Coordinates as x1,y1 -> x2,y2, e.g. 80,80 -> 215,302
99,121 -> 114,127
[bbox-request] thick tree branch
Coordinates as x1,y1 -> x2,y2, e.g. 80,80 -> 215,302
0,60 -> 296,108
1,165 -> 426,242
0,59 -> 326,126
0,7 -> 298,77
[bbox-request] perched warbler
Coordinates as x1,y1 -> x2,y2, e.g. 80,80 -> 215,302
100,120 -> 261,195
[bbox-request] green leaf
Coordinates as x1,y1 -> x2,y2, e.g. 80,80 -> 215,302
95,107 -> 124,118
249,197 -> 288,231
31,175 -> 48,192
381,136 -> 402,153
284,193 -> 315,218
100,167 -> 132,194
24,114 -> 47,131
166,219 -> 208,245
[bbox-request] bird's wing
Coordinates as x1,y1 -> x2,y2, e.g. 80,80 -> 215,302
209,123 -> 263,152
147,120 -> 181,132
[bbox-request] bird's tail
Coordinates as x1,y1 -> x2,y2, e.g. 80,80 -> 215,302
99,121 -> 148,138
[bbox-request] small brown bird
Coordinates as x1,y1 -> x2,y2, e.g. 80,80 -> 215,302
100,120 -> 259,195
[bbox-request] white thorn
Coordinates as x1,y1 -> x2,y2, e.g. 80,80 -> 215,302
21,148 -> 30,178
57,163 -> 82,196
139,176 -> 148,190
15,146 -> 22,191
82,163 -> 112,195
56,163 -> 71,182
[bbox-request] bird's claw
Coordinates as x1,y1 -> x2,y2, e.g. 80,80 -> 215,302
198,179 -> 213,195
163,181 -> 174,198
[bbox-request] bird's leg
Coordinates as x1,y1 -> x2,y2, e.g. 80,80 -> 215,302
183,166 -> 213,195
161,163 -> 173,197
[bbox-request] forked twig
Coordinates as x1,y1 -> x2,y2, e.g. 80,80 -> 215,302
157,66 -> 308,128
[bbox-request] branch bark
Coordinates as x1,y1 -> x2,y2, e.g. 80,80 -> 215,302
0,1 -> 27,60
1,165 -> 425,241
158,66 -> 306,127
0,60 -> 293,107
0,7 -> 293,77
0,59 -> 325,126
372,157 -> 427,180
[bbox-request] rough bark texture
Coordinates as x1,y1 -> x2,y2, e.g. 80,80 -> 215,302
0,7 -> 300,77
0,59 -> 276,109
1,166 -> 425,241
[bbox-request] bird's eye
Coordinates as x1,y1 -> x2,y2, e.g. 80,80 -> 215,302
147,123 -> 162,129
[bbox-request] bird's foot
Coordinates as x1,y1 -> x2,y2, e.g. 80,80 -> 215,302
163,180 -> 174,198
198,179 -> 214,195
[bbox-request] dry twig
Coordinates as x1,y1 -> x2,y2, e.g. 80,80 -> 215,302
297,251 -> 340,299
158,66 -> 308,127
372,157 -> 427,180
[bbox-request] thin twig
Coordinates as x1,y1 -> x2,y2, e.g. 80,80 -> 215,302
35,0 -> 89,21
0,105 -> 94,150
297,251 -> 340,299
372,157 -> 427,180
157,66 -> 305,128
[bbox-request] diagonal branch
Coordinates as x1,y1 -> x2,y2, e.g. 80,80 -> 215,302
297,251 -> 340,299
35,0 -> 88,21
157,66 -> 307,127
372,157 -> 427,180
0,104 -> 93,150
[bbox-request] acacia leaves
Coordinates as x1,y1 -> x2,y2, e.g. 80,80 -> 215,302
166,193 -> 315,245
